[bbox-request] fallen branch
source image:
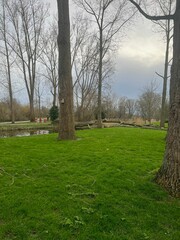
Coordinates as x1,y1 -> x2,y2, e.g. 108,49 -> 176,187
0,167 -> 15,186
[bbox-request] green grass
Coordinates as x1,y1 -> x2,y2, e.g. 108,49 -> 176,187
151,121 -> 168,128
0,128 -> 179,240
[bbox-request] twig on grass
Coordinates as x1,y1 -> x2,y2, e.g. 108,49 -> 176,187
0,167 -> 15,186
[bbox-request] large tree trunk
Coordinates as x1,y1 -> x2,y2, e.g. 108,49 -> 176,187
155,2 -> 180,197
57,0 -> 76,140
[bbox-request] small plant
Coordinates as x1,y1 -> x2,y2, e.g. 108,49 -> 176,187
49,105 -> 59,121
82,207 -> 94,214
61,216 -> 85,229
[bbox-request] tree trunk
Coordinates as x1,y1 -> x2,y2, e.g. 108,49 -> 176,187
6,47 -> 15,124
97,29 -> 103,128
2,0 -> 15,124
29,98 -> 35,122
160,19 -> 171,128
38,96 -> 41,119
57,0 -> 76,140
53,87 -> 57,107
155,2 -> 180,197
9,79 -> 15,124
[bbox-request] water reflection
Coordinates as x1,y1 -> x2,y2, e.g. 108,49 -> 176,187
0,129 -> 54,138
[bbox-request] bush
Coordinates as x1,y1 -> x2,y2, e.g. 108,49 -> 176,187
49,106 -> 59,121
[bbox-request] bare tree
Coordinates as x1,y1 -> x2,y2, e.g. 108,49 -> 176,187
74,0 -> 135,127
101,92 -> 119,119
57,0 -> 76,140
73,46 -> 98,121
70,15 -> 98,121
71,13 -> 113,122
35,74 -> 46,119
118,96 -> 127,119
137,81 -> 161,123
126,99 -> 137,119
0,0 -> 15,123
115,97 -> 137,120
40,19 -> 58,107
129,0 -> 180,197
5,0 -> 49,122
71,14 -> 90,68
74,50 -> 113,121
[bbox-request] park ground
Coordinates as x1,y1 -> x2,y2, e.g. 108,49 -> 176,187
0,127 -> 179,240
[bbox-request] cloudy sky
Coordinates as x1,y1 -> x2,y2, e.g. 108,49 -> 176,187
13,0 -> 165,105
113,18 -> 165,99
5,0 -> 166,104
49,0 -> 167,100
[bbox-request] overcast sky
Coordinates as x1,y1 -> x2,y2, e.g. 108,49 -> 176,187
3,0 -> 167,104
48,0 -> 167,100
113,18 -> 166,99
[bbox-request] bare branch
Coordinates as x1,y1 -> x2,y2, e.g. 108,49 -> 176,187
129,0 -> 174,20
155,71 -> 163,79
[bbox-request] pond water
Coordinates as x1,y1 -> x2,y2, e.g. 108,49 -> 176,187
0,129 -> 55,138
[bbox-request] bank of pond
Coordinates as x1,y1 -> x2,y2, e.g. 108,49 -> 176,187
0,129 -> 56,138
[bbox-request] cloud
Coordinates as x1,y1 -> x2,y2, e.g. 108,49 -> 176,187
48,0 -> 166,100
110,19 -> 166,99
112,56 -> 164,99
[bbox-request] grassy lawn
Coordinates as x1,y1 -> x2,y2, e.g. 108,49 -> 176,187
151,121 -> 168,129
0,128 -> 179,240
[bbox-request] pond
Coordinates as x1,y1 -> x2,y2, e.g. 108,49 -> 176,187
0,129 -> 56,138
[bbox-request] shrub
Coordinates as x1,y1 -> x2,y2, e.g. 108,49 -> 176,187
49,106 -> 59,121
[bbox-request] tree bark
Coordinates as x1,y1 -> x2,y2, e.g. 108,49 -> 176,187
155,1 -> 180,197
57,0 -> 76,140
